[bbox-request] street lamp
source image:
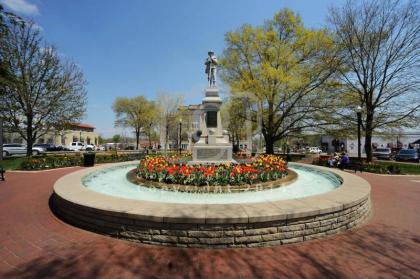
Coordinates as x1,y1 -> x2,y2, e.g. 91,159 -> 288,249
0,118 -> 3,161
356,106 -> 362,164
179,118 -> 182,155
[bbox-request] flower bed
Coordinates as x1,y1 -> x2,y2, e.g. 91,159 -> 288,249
136,154 -> 288,186
19,153 -> 145,170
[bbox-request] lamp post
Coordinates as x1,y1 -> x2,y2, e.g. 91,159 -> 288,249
165,123 -> 169,155
149,122 -> 152,148
356,106 -> 362,164
0,118 -> 3,161
179,119 -> 182,155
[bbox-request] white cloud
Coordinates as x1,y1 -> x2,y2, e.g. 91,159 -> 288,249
32,23 -> 43,31
2,0 -> 39,15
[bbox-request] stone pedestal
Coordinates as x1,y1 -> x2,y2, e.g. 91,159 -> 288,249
190,86 -> 235,165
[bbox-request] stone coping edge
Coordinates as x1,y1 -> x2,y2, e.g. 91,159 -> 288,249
53,161 -> 371,224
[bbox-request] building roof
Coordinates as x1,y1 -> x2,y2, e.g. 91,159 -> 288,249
180,104 -> 201,110
69,123 -> 96,129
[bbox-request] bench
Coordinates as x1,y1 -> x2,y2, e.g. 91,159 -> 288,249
341,161 -> 364,173
0,168 -> 5,181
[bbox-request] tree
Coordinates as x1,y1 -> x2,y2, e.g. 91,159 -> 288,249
221,97 -> 251,152
0,16 -> 87,156
329,0 -> 420,161
156,92 -> 184,153
221,9 -> 341,154
112,134 -> 121,143
112,96 -> 158,149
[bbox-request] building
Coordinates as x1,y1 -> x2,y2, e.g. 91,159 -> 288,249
3,123 -> 99,147
159,104 -> 201,151
321,131 -> 420,156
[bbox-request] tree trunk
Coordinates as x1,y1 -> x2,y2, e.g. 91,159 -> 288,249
26,116 -> 33,157
135,130 -> 140,150
265,137 -> 274,154
364,129 -> 373,163
148,132 -> 151,147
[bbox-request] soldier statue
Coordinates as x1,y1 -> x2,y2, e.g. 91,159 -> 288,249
205,50 -> 218,86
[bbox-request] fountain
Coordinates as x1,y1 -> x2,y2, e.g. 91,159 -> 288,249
52,51 -> 371,248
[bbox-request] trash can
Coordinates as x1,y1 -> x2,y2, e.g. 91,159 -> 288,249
83,152 -> 96,167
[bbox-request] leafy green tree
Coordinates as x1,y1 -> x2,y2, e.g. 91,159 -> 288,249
112,134 -> 121,143
221,9 -> 341,154
112,96 -> 158,149
329,0 -> 420,161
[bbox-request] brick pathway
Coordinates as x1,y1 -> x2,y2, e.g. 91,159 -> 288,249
0,168 -> 419,279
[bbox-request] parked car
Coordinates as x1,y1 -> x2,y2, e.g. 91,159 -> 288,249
395,149 -> 419,163
372,148 -> 394,160
2,144 -> 46,157
96,145 -> 105,151
33,143 -> 64,152
307,147 -> 322,154
67,142 -> 95,151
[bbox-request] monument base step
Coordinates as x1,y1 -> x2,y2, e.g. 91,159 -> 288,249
187,160 -> 237,166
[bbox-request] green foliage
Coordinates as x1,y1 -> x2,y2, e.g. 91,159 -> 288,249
112,96 -> 159,148
112,134 -> 121,143
20,156 -> 82,170
18,153 -> 145,170
0,157 -> 27,170
312,157 -> 420,175
221,8 -> 341,154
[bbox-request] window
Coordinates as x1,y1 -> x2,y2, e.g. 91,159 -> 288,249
192,122 -> 199,129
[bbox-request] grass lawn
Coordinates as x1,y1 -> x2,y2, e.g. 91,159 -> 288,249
0,157 -> 27,170
375,161 -> 420,175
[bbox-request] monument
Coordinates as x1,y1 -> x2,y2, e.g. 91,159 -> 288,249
190,51 -> 234,165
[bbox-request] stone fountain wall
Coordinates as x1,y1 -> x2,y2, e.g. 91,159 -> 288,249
52,194 -> 370,248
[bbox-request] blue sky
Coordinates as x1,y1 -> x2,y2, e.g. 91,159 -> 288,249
2,0 -> 345,137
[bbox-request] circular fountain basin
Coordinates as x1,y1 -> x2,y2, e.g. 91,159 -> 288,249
53,161 -> 371,248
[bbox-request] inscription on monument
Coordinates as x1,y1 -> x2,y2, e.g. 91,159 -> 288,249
197,148 -> 228,160
206,111 -> 217,128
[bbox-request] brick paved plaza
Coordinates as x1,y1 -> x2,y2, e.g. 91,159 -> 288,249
0,168 -> 419,278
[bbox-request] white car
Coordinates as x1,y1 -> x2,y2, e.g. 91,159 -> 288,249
67,142 -> 95,151
2,144 -> 46,157
307,147 -> 322,154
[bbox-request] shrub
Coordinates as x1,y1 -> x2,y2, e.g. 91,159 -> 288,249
20,156 -> 82,170
20,152 -> 145,170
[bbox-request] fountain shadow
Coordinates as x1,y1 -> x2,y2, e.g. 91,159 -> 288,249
3,220 -> 420,278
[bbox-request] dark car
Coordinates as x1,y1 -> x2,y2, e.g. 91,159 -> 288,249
33,143 -> 63,152
395,149 -> 419,163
